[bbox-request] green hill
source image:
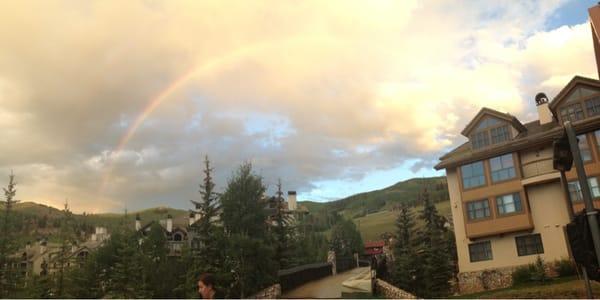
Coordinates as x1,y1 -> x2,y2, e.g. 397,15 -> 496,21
298,176 -> 450,242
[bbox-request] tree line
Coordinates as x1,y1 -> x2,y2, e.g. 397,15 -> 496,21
0,158 -> 364,298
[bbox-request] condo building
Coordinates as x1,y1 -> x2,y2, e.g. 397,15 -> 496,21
435,4 -> 600,293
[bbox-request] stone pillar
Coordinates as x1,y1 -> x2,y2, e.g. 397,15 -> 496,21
354,253 -> 359,268
327,250 -> 336,275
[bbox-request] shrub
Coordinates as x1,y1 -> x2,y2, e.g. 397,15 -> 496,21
511,256 -> 548,286
554,258 -> 577,277
530,256 -> 547,283
512,265 -> 533,286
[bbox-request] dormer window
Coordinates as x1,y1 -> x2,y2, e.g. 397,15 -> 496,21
461,107 -> 526,151
560,103 -> 584,122
470,117 -> 512,150
551,78 -> 600,124
586,96 -> 600,117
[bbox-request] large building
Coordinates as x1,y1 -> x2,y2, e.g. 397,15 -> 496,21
435,4 -> 600,294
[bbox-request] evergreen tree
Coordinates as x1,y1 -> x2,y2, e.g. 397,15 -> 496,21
391,203 -> 421,293
330,219 -> 364,260
54,200 -> 78,298
108,231 -> 149,298
418,188 -> 453,298
273,178 -> 293,269
220,162 -> 277,297
0,171 -> 22,297
187,155 -> 224,297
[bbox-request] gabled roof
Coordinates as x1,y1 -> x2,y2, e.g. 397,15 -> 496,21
549,76 -> 600,113
460,107 -> 526,137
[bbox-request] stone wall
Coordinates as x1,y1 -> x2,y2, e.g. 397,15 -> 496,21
457,263 -> 559,294
250,284 -> 281,299
375,279 -> 416,299
458,266 -> 515,294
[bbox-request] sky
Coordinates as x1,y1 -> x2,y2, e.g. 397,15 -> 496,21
0,0 -> 598,213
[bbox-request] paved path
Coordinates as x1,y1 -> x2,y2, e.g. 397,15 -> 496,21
282,267 -> 370,299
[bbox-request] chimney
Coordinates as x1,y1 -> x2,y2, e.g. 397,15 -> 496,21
189,212 -> 195,226
590,4 -> 600,78
535,92 -> 553,125
287,191 -> 297,211
26,241 -> 31,251
135,214 -> 141,231
39,240 -> 47,254
167,214 -> 173,233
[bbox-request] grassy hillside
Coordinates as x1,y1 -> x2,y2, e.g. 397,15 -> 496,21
355,200 -> 451,242
298,176 -> 451,242
299,176 -> 447,218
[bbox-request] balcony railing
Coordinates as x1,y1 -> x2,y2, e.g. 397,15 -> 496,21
521,158 -> 556,178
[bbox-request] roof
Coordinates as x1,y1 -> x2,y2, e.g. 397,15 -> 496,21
437,114 -> 600,170
461,107 -> 527,137
364,240 -> 385,248
548,76 -> 600,114
436,76 -> 600,170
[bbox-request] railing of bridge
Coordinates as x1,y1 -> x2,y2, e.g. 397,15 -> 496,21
336,257 -> 355,273
277,262 -> 332,292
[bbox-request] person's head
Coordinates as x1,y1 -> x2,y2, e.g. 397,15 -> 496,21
198,273 -> 216,299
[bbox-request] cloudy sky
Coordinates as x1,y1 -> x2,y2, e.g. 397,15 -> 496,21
0,0 -> 598,213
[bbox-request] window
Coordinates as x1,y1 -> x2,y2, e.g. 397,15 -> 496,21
578,134 -> 592,162
515,234 -> 544,256
560,103 -> 584,122
471,131 -> 489,150
586,97 -> 600,117
496,193 -> 522,215
469,241 -> 493,262
467,199 -> 491,220
568,177 -> 600,201
595,130 -> 600,153
461,161 -> 485,189
490,125 -> 511,144
490,154 -> 516,182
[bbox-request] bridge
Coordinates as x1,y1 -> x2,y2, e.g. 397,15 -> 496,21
281,267 -> 372,298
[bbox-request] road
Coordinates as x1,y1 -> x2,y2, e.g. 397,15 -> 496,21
281,267 -> 371,299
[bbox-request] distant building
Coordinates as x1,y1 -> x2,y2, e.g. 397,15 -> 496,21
13,226 -> 109,277
135,214 -> 188,256
363,240 -> 385,257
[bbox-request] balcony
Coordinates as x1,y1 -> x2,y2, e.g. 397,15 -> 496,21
521,158 -> 560,186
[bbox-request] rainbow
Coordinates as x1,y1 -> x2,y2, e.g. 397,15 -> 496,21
100,35 -> 342,190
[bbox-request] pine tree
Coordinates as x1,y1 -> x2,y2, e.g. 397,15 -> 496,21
418,188 -> 453,298
220,162 -> 277,297
108,232 -> 149,298
0,171 -> 22,297
273,178 -> 293,269
391,203 -> 420,293
54,200 -> 78,298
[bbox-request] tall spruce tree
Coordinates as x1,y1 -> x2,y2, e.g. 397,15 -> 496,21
273,178 -> 293,269
419,188 -> 453,298
187,155 -> 224,296
220,162 -> 276,297
391,202 -> 420,293
0,171 -> 21,297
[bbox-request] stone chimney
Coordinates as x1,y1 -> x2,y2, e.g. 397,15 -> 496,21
287,191 -> 297,211
189,212 -> 195,226
39,240 -> 47,254
535,92 -> 553,125
166,214 -> 173,233
135,214 -> 141,231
